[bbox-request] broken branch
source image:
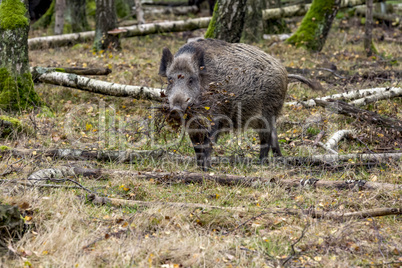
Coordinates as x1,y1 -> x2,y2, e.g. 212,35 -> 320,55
314,99 -> 402,132
87,194 -> 402,220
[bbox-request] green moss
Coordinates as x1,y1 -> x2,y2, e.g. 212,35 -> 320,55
0,115 -> 33,137
87,0 -> 96,18
116,0 -> 131,18
55,68 -> 66,73
31,0 -> 55,30
0,115 -> 22,128
0,0 -> 29,30
286,0 -> 336,51
0,145 -> 11,151
370,40 -> 378,55
0,115 -> 23,137
204,1 -> 218,38
0,68 -> 43,111
63,23 -> 72,34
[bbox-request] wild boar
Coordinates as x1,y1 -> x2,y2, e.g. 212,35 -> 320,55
159,38 -> 320,170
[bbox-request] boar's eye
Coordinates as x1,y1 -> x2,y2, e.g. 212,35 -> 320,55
188,77 -> 193,84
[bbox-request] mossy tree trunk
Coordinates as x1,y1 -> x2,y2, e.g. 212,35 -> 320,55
286,0 -> 341,52
93,0 -> 119,51
204,0 -> 247,43
31,0 -> 55,30
241,0 -> 264,43
0,0 -> 42,111
68,0 -> 90,32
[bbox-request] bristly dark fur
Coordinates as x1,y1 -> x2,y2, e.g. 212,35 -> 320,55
158,38 -> 320,170
159,47 -> 173,77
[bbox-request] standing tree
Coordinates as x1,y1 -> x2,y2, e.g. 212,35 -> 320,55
241,0 -> 264,43
364,0 -> 377,56
286,0 -> 341,51
204,0 -> 247,43
68,0 -> 89,32
93,0 -> 119,51
0,0 -> 42,111
54,0 -> 65,35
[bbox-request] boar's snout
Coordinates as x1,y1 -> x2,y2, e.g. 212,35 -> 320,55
169,94 -> 191,113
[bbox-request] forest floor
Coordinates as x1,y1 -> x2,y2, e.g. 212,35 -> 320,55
1,10 -> 402,268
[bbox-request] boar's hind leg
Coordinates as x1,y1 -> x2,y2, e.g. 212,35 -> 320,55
270,121 -> 282,157
258,130 -> 272,162
258,116 -> 282,161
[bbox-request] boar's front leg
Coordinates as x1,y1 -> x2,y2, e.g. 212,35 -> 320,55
189,123 -> 221,171
189,132 -> 210,171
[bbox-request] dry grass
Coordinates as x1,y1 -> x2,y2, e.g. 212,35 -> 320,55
1,13 -> 402,267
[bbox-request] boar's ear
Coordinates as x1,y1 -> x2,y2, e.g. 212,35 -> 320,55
193,47 -> 206,73
159,47 -> 173,77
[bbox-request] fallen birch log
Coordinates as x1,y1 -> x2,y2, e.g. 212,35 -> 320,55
314,99 -> 402,132
144,5 -> 199,16
324,130 -> 355,150
349,87 -> 402,106
26,166 -> 402,191
28,17 -> 211,49
354,5 -> 401,26
285,87 -> 401,108
35,71 -> 163,101
262,0 -> 378,20
31,66 -> 112,76
87,194 -> 402,219
4,148 -> 402,166
34,69 -> 401,107
142,0 -> 188,6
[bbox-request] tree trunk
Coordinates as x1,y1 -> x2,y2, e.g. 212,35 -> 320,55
93,0 -> 119,51
54,0 -> 66,35
134,0 -> 145,24
286,0 -> 341,51
0,0 -> 42,111
241,0 -> 264,43
68,0 -> 89,32
364,0 -> 376,56
204,0 -> 247,43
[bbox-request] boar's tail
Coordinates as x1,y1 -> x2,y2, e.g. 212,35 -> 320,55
287,74 -> 323,91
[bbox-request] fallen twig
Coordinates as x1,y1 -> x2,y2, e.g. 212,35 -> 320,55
87,194 -> 248,212
282,224 -> 310,266
314,99 -> 402,132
